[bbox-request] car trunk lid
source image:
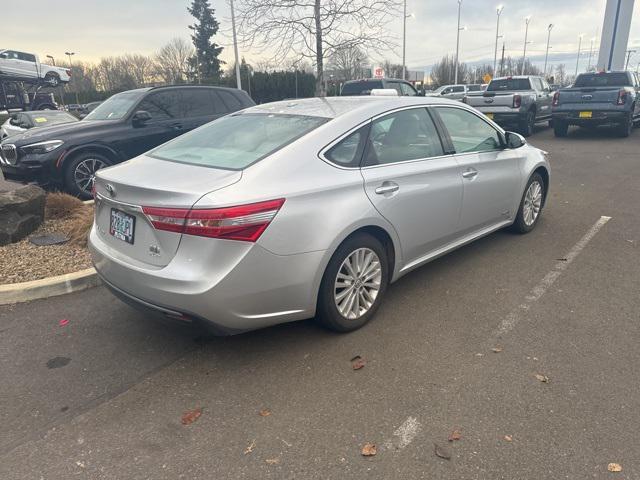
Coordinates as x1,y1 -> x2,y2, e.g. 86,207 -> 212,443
94,155 -> 242,267
557,87 -> 622,105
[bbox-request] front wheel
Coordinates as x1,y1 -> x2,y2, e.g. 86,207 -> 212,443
63,151 -> 111,199
512,173 -> 545,234
316,233 -> 389,332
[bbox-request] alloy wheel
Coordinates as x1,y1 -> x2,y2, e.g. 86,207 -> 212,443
523,180 -> 543,226
334,248 -> 382,320
74,158 -> 108,195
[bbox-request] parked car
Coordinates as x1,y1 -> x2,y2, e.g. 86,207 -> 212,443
0,85 -> 254,198
0,110 -> 77,139
89,96 -> 550,335
0,49 -> 71,86
341,78 -> 419,96
464,76 -> 554,137
79,101 -> 102,119
64,104 -> 84,117
425,84 -> 482,101
0,80 -> 58,111
552,71 -> 640,137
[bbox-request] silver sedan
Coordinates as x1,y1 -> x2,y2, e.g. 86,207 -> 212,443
89,96 -> 549,334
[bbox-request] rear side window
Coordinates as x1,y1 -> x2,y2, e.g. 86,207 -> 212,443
180,89 -> 216,118
487,79 -> 531,91
364,108 -> 444,166
452,86 -> 465,93
467,84 -> 482,92
325,126 -> 368,167
341,81 -> 384,96
137,91 -> 180,121
574,73 -> 632,87
434,107 -> 502,154
217,90 -> 243,111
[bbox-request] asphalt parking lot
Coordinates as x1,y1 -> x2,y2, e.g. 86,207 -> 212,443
1,124 -> 639,479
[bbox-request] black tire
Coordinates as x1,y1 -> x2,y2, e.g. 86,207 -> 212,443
548,119 -> 554,128
316,233 -> 389,333
63,151 -> 111,199
519,110 -> 536,137
512,172 -> 545,234
553,120 -> 569,137
616,112 -> 633,138
44,72 -> 60,87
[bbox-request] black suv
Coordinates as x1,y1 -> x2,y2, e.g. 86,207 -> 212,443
0,85 -> 254,198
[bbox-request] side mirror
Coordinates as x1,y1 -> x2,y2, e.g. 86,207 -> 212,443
132,110 -> 152,126
504,131 -> 526,149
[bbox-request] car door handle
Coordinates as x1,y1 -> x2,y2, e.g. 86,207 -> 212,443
375,182 -> 399,195
462,169 -> 478,179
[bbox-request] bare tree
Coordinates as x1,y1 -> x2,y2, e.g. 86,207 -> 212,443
430,55 -> 469,87
328,45 -> 368,81
555,63 -> 567,86
155,38 -> 195,84
236,0 -> 401,96
121,54 -> 157,86
381,60 -> 404,79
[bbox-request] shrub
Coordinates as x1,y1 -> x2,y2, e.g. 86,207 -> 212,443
45,192 -> 84,220
66,206 -> 94,247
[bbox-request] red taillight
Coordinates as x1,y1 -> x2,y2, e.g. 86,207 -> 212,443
66,69 -> 72,76
513,94 -> 522,108
142,199 -> 285,242
617,89 -> 628,105
552,91 -> 560,106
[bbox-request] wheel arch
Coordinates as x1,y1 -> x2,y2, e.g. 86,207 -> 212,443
532,165 -> 550,206
59,144 -> 121,171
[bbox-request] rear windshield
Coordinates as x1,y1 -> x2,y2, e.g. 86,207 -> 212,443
149,113 -> 328,170
574,73 -> 631,87
341,81 -> 384,96
487,79 -> 531,91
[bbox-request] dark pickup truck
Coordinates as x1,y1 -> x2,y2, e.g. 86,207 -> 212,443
552,71 -> 640,137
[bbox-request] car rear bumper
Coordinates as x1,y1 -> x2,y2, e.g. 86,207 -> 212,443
553,110 -> 629,125
88,226 -> 326,333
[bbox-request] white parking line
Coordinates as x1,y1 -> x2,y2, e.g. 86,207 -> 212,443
496,215 -> 611,336
383,416 -> 422,451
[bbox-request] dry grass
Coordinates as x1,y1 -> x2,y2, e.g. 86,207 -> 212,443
66,205 -> 94,247
45,192 -> 84,220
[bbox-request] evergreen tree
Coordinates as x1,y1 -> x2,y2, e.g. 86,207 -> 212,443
188,0 -> 224,82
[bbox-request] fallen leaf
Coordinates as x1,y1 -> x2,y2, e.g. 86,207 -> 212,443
535,373 -> 550,383
59,319 -> 69,327
361,443 -> 377,456
244,440 -> 255,455
475,353 -> 484,357
504,435 -> 513,442
181,407 -> 202,425
265,458 -> 280,465
259,408 -> 271,417
608,463 -> 622,472
448,429 -> 462,442
491,347 -> 503,353
434,443 -> 451,460
351,355 -> 366,370
556,258 -> 568,262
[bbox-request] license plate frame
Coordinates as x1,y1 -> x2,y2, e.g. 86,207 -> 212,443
109,208 -> 136,244
579,111 -> 593,119
485,113 -> 494,120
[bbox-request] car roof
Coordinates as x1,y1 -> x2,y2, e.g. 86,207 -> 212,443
244,96 -> 464,120
343,78 -> 409,84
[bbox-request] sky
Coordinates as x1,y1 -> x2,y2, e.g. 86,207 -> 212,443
4,0 -> 640,73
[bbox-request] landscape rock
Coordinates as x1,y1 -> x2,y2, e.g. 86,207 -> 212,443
0,181 -> 46,246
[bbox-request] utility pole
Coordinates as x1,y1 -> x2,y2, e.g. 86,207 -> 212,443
543,24 -> 553,78
500,42 -> 506,76
521,16 -> 531,76
402,0 -> 407,80
493,5 -> 504,76
587,37 -> 596,71
65,51 -> 80,105
230,0 -> 242,90
575,34 -> 584,77
625,49 -> 636,69
454,0 -> 462,84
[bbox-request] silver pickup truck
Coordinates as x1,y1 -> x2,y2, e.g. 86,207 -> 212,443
464,76 -> 554,136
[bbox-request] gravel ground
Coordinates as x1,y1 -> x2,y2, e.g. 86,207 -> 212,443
0,217 -> 92,284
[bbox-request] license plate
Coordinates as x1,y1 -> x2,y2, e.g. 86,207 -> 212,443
109,208 -> 136,244
579,111 -> 593,118
485,113 -> 494,120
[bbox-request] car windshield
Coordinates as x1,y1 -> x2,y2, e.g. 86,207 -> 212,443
149,113 -> 329,170
574,73 -> 631,87
487,79 -> 531,91
341,81 -> 384,95
26,112 -> 78,127
431,86 -> 447,94
84,90 -> 147,120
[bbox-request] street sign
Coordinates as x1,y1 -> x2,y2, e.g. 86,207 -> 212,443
373,67 -> 385,79
483,74 -> 492,84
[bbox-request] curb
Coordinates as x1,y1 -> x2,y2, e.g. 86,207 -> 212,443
0,267 -> 101,305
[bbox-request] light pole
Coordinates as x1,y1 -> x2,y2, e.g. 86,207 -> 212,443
454,0 -> 463,84
65,51 -> 80,105
543,24 -> 553,78
493,5 -> 504,77
521,16 -> 531,75
575,34 -> 583,77
402,1 -> 415,80
587,37 -> 596,71
230,0 -> 242,90
46,55 -> 56,66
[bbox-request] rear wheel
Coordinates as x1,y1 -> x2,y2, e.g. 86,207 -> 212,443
64,151 -> 111,199
553,120 -> 569,137
44,72 -> 60,87
512,173 -> 545,234
316,233 -> 389,332
520,110 -> 536,137
616,112 -> 633,138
